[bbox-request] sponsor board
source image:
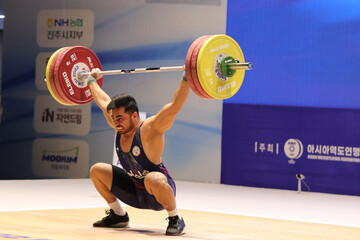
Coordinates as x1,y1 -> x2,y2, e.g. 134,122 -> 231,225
34,95 -> 91,136
37,9 -> 94,47
32,138 -> 89,178
222,104 -> 360,195
255,138 -> 360,164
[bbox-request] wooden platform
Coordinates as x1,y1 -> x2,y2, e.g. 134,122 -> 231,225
1,207 -> 359,240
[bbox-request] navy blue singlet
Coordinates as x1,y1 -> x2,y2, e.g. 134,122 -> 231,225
113,122 -> 176,210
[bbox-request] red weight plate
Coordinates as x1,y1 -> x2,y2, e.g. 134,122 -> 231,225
45,48 -> 69,105
54,47 -> 82,105
53,47 -> 81,105
185,36 -> 208,98
191,35 -> 214,99
55,46 -> 103,105
50,47 -> 74,105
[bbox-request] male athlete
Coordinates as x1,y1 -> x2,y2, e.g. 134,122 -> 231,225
87,68 -> 189,235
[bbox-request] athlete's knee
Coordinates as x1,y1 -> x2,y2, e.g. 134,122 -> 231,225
144,172 -> 169,194
90,163 -> 111,180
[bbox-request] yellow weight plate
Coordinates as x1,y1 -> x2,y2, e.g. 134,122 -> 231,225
45,48 -> 71,105
196,35 -> 245,99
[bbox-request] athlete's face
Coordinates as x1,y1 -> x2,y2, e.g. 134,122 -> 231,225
111,107 -> 138,134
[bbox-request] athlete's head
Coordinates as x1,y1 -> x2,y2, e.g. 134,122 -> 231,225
107,94 -> 139,134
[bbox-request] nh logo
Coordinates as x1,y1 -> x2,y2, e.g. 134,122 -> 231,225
47,18 -> 70,28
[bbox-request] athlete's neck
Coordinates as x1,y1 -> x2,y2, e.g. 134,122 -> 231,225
122,119 -> 142,137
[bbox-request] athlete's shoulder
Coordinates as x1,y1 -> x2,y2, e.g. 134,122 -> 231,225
139,116 -> 159,137
141,116 -> 154,128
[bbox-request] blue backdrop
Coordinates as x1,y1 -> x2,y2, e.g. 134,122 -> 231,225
225,0 -> 360,108
222,0 -> 360,195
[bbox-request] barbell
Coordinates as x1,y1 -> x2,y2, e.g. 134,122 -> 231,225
45,34 -> 252,105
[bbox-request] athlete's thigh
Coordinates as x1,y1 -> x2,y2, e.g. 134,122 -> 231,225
111,165 -> 137,194
144,171 -> 176,195
111,165 -> 144,208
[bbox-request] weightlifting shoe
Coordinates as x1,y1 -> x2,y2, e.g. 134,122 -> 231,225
93,209 -> 129,228
166,215 -> 185,235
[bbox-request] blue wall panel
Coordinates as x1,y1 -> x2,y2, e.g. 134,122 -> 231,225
223,0 -> 360,195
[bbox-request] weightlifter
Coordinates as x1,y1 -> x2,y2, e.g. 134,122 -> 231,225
87,68 -> 188,236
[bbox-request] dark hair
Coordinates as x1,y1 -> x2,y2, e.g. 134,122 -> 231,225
106,93 -> 139,114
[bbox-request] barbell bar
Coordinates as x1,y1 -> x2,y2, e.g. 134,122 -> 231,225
77,62 -> 251,79
45,34 -> 253,105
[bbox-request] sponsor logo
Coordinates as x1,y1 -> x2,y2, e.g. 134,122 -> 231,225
32,138 -> 89,178
41,107 -> 82,124
132,146 -> 141,157
210,43 -> 229,53
62,71 -> 75,95
42,146 -> 79,166
254,139 -> 360,165
307,144 -> 360,163
37,9 -> 94,47
284,139 -> 303,164
217,81 -> 236,93
71,62 -> 89,89
213,53 -> 228,81
127,169 -> 149,179
34,95 -> 90,136
47,17 -> 84,28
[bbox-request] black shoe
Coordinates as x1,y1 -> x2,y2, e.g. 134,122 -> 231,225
166,215 -> 185,236
93,209 -> 129,228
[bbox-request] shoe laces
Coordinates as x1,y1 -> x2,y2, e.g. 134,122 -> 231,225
102,209 -> 113,220
166,216 -> 179,226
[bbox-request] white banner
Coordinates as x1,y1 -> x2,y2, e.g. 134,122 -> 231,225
37,9 -> 94,47
34,95 -> 91,136
32,138 -> 89,178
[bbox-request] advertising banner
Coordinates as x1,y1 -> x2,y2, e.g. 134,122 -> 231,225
221,104 -> 360,196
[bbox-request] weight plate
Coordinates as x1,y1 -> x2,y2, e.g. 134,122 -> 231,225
54,46 -> 103,105
197,35 -> 245,99
46,48 -> 71,105
190,35 -> 214,99
53,47 -> 81,105
185,36 -> 207,98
